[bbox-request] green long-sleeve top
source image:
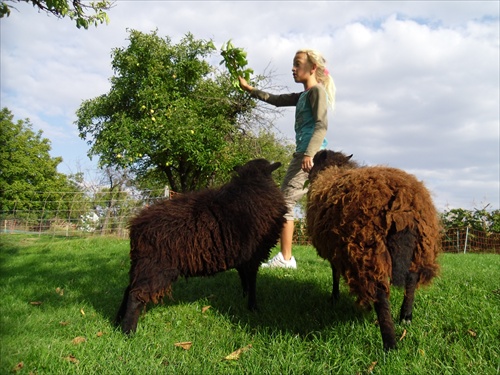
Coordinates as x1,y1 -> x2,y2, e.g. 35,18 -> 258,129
250,84 -> 328,156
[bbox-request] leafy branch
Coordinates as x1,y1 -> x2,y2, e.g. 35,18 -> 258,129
1,0 -> 114,29
220,40 -> 253,91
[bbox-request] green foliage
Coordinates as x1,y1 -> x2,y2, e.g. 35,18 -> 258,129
0,0 -> 112,29
0,108 -> 80,215
1,236 -> 499,374
0,2 -> 9,17
441,206 -> 500,233
76,30 -> 290,193
220,40 -> 254,91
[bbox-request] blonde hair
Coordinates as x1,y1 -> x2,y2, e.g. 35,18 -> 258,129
296,49 -> 336,110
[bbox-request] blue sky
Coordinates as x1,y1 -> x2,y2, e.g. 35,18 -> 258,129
1,1 -> 499,211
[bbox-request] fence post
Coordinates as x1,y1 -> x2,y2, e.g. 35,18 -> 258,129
463,227 -> 469,254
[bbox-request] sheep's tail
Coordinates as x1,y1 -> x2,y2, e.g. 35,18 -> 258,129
387,225 -> 417,287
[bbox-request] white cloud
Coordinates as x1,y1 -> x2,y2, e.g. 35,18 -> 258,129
1,1 -> 498,211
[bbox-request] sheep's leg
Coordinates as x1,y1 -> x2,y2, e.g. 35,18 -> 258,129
399,271 -> 419,324
236,266 -> 249,297
120,289 -> 144,334
374,286 -> 397,351
119,268 -> 178,334
115,285 -> 131,325
243,263 -> 259,311
330,263 -> 340,303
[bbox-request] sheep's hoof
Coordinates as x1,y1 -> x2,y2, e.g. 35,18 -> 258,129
121,324 -> 137,335
383,339 -> 397,351
328,294 -> 339,305
123,329 -> 138,337
400,312 -> 413,325
247,303 -> 259,312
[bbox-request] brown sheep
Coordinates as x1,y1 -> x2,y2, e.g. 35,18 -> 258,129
115,159 -> 287,334
307,150 -> 441,350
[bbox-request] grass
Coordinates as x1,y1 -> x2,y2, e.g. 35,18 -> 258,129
0,234 -> 499,374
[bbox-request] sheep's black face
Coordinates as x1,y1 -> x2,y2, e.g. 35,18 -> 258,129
309,150 -> 355,181
234,159 -> 281,177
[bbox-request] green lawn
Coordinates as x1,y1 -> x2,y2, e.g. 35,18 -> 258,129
0,235 -> 498,374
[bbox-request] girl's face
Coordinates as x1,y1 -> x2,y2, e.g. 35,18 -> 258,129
292,52 -> 314,84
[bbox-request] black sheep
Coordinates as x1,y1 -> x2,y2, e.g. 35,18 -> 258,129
116,159 -> 287,334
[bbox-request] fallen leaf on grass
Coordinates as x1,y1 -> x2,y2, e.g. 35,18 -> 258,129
467,329 -> 477,337
29,301 -> 42,306
59,321 -> 70,326
418,349 -> 425,356
80,308 -> 85,316
224,344 -> 252,360
202,305 -> 211,313
97,331 -> 104,337
72,336 -> 86,345
399,329 -> 407,341
56,287 -> 64,296
174,341 -> 192,350
367,361 -> 377,373
64,355 -> 79,364
12,362 -> 23,372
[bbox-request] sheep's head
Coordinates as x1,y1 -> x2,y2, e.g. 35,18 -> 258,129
308,150 -> 358,182
233,159 -> 281,178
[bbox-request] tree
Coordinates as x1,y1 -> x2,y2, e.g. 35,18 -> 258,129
76,30 -> 291,193
441,205 -> 500,233
0,108 -> 80,216
0,0 -> 113,29
92,166 -> 133,235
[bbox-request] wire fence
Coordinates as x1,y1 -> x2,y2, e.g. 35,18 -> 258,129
440,227 -> 500,254
1,191 -> 499,254
1,189 -> 169,238
292,223 -> 500,254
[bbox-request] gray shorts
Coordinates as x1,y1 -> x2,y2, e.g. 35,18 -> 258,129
281,153 -> 309,221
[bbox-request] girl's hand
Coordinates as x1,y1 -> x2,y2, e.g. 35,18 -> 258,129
302,155 -> 313,173
238,76 -> 253,92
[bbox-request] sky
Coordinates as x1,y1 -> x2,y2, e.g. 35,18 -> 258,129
1,1 -> 499,212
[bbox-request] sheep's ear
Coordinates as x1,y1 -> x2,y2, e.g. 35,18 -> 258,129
347,154 -> 353,160
318,150 -> 328,162
269,162 -> 281,172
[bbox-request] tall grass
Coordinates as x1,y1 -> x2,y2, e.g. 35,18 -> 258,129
0,235 -> 498,374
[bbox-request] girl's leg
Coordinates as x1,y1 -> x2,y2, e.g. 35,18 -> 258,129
262,153 -> 305,269
280,219 -> 295,260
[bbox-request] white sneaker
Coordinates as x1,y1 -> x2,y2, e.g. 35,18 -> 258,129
261,252 -> 297,269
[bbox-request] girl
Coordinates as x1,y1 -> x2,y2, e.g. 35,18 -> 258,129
239,49 -> 335,268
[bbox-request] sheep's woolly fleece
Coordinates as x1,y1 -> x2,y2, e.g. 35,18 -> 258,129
126,159 -> 287,305
307,165 -> 441,308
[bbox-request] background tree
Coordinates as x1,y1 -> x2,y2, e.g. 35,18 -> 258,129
441,206 -> 500,233
0,108 -> 81,218
76,30 -> 292,193
92,167 -> 133,235
0,0 -> 113,29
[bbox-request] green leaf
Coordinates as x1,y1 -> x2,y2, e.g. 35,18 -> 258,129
220,40 -> 254,92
